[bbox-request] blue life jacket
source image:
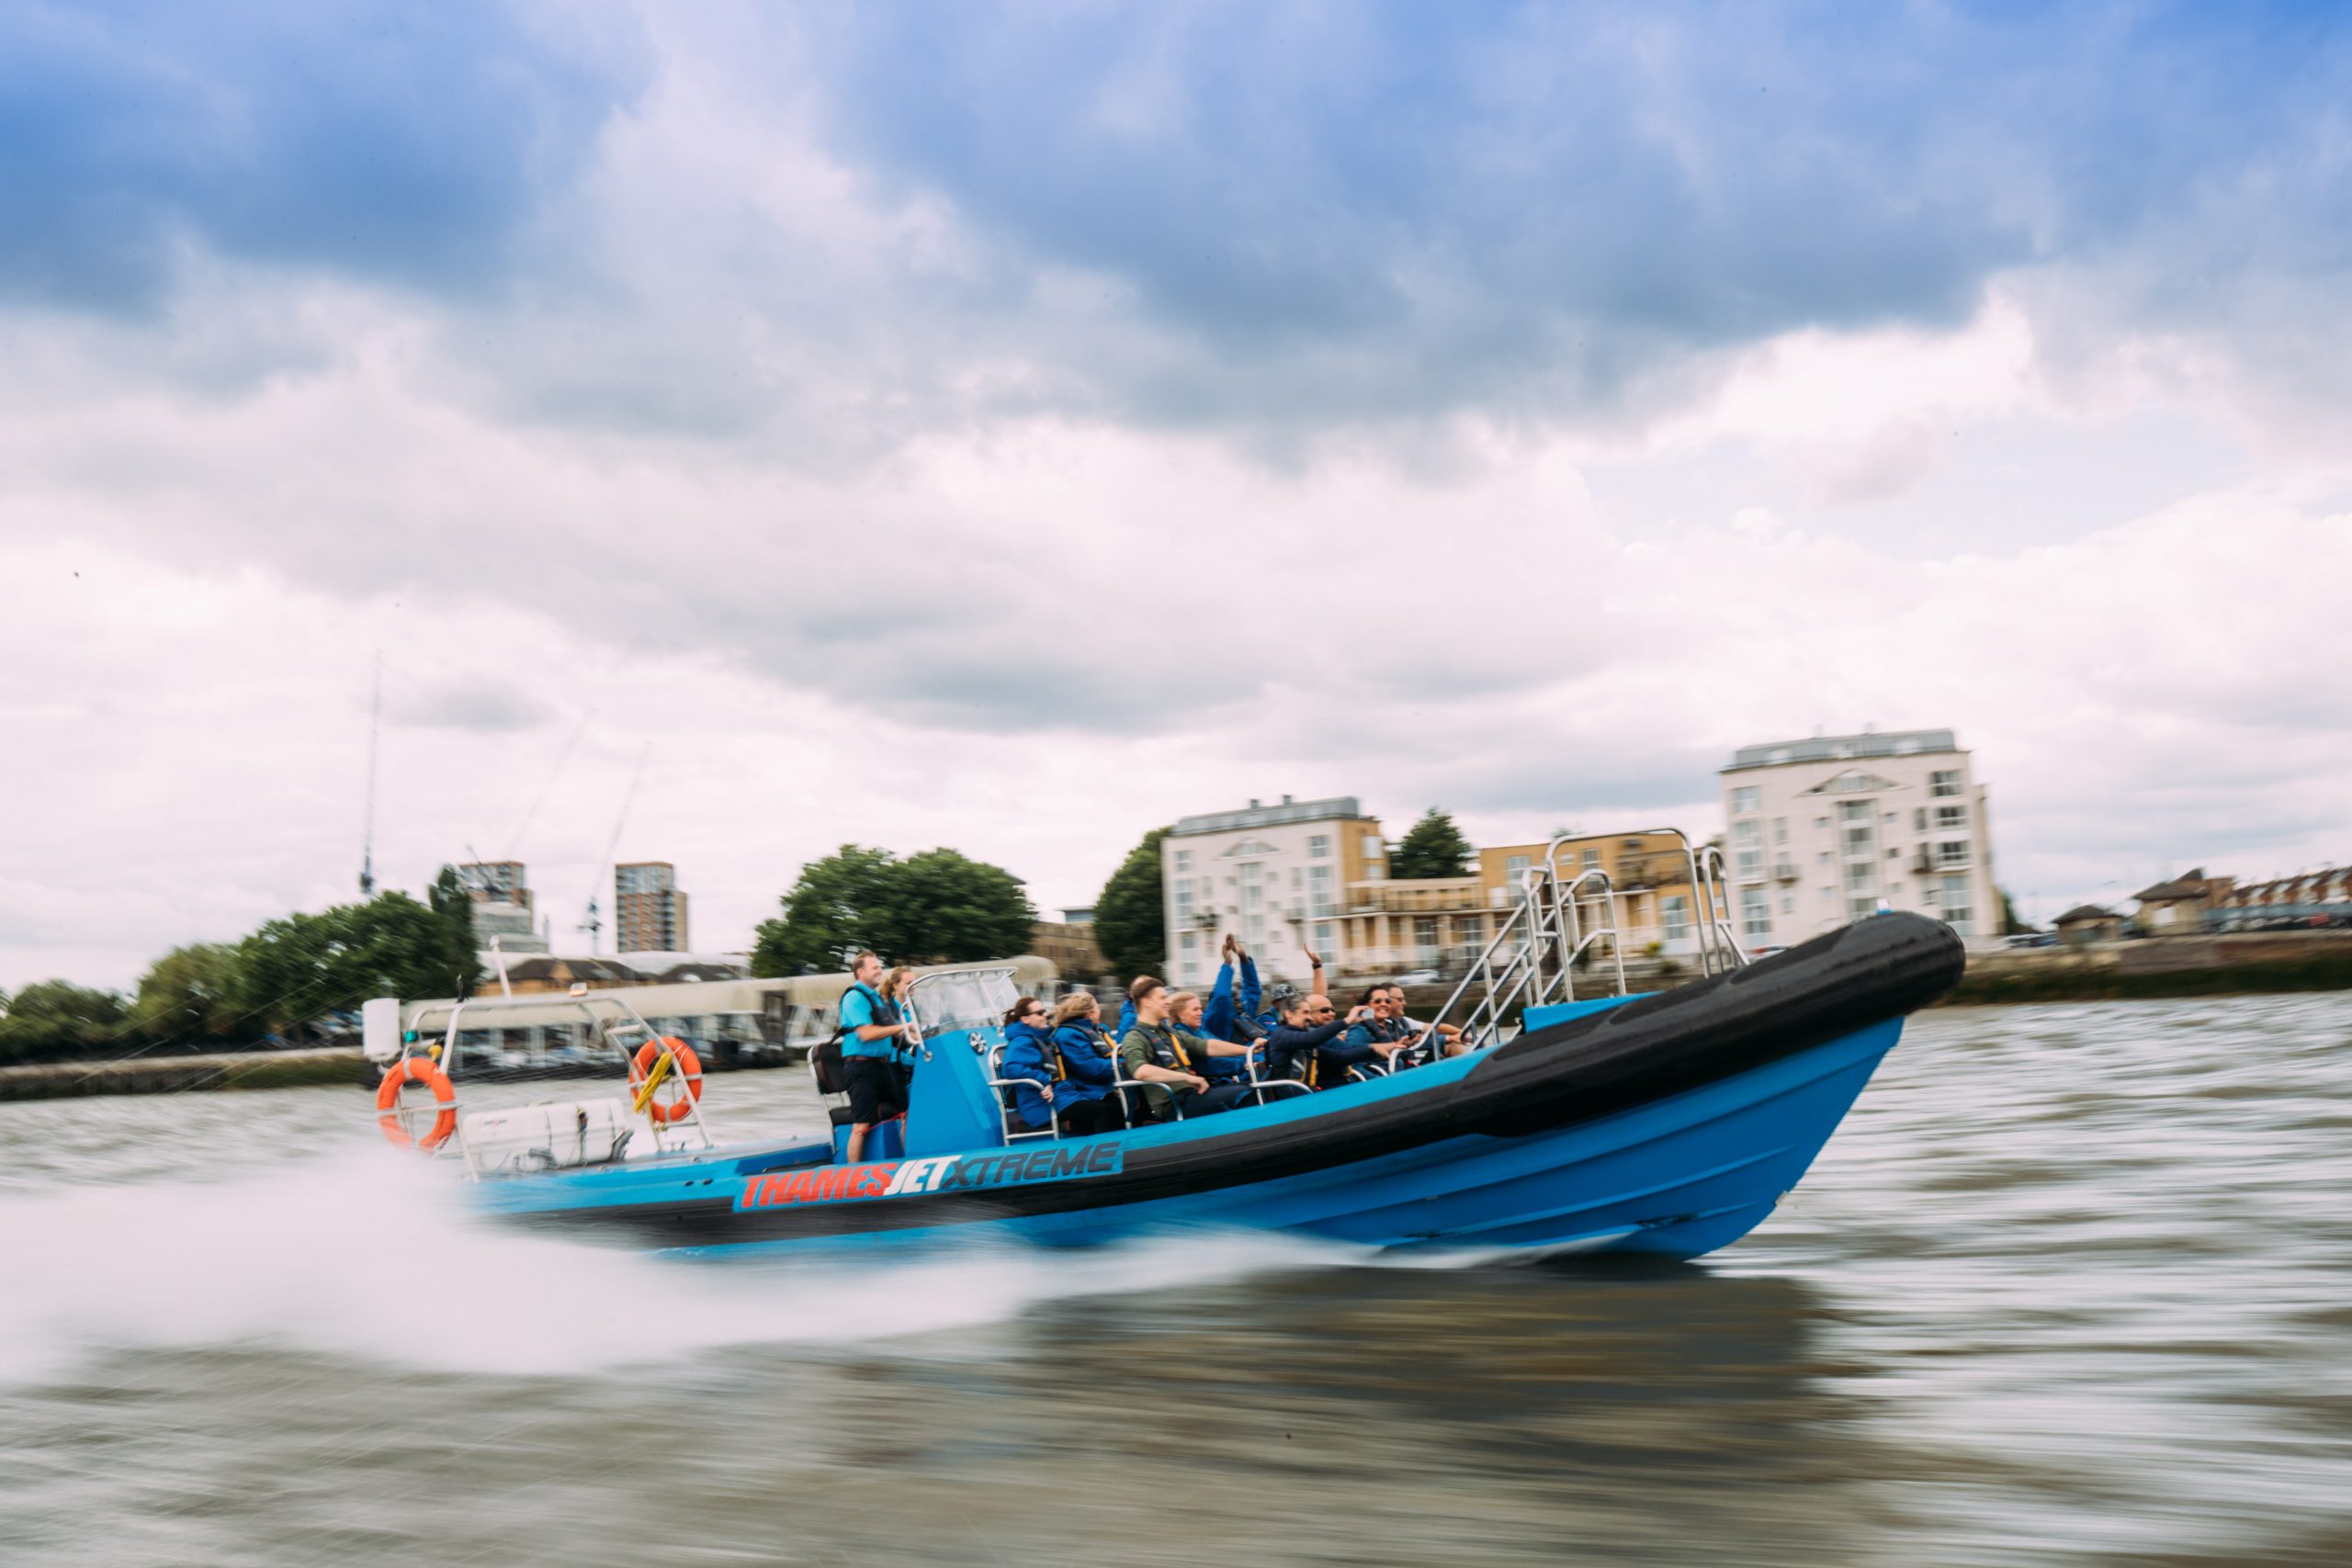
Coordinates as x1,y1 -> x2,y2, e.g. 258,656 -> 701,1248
1049,1022 -> 1117,1101
1000,1020 -> 1061,1129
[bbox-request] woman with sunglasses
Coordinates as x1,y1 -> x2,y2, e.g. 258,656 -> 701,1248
998,998 -> 1064,1134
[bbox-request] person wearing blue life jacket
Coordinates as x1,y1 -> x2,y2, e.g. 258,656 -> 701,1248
1046,992 -> 1128,1131
837,951 -> 913,1163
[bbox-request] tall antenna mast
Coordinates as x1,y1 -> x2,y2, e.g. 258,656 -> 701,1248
358,652 -> 381,897
578,743 -> 650,955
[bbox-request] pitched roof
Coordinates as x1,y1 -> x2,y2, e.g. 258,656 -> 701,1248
2054,904 -> 2119,924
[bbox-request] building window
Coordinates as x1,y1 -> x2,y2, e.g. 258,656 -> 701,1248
1175,882 -> 1194,922
1935,804 -> 1967,830
1845,861 -> 1877,891
1741,886 -> 1770,937
1914,807 -> 1927,832
1814,816 -> 1829,830
1662,895 -> 1689,940
1175,849 -> 1193,873
1772,818 -> 1788,844
1415,916 -> 1440,957
1505,853 -> 1531,884
1930,770 -> 1962,797
1313,921 -> 1336,953
1734,820 -> 1763,880
1732,785 -> 1760,814
1581,848 -> 1600,870
1309,864 -> 1335,916
1937,840 -> 1970,868
1939,874 -> 1973,934
1849,894 -> 1879,920
1308,834 -> 1330,859
1780,893 -> 1794,914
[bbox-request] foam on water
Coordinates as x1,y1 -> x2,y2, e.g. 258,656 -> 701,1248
0,1145 -> 1349,1387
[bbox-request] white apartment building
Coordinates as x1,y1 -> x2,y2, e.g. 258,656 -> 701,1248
1719,729 -> 1999,950
1160,795 -> 1389,988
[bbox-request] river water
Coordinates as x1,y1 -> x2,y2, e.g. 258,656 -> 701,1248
1,995 -> 2346,1566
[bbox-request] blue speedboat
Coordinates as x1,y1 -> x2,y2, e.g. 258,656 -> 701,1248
424,904 -> 1962,1261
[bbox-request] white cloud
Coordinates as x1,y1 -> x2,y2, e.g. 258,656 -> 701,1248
6,11 -> 2351,987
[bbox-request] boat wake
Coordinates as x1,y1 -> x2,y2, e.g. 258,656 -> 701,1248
0,1149 -> 1362,1388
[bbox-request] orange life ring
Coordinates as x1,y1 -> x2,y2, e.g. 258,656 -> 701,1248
376,1056 -> 458,1150
629,1037 -> 704,1125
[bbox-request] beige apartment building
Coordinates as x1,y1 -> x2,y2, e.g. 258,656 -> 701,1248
1160,796 -> 1389,989
1162,799 -> 1727,985
1718,729 -> 1998,950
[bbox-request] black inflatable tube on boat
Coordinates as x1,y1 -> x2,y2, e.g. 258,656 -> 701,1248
514,914 -> 1962,1247
1458,909 -> 1966,1137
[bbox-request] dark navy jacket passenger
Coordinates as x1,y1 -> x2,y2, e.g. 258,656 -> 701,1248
1049,1022 -> 1118,1103
1331,1018 -> 1404,1078
1261,1019 -> 1349,1085
1000,1020 -> 1061,1130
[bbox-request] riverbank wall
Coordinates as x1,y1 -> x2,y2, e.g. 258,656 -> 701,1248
1940,929 -> 2352,1006
0,1047 -> 373,1102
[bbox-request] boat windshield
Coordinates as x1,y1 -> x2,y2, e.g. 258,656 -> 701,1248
905,967 -> 1018,1038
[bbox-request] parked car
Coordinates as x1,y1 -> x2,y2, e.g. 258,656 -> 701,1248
1393,969 -> 1442,987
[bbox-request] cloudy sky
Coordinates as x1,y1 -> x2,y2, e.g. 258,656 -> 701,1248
6,1 -> 2350,988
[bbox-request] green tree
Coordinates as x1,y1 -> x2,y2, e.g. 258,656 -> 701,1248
1093,826 -> 1170,981
1391,807 -> 1475,879
427,864 -> 485,996
0,979 -> 130,1064
231,892 -> 481,1040
886,848 -> 1037,964
131,942 -> 245,1049
751,844 -> 1037,975
752,844 -> 903,976
1998,887 -> 2033,936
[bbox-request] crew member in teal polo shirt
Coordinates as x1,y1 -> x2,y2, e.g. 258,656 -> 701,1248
839,950 -> 911,1163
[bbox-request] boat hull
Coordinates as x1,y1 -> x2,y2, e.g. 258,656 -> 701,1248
471,913 -> 1960,1262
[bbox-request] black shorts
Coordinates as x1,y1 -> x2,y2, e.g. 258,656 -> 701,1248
843,1055 -> 908,1124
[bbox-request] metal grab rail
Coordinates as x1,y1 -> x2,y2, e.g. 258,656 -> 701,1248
1415,828 -> 1749,1055
399,990 -> 718,1156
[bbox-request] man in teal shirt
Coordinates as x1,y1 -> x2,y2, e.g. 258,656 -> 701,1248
839,951 -> 911,1163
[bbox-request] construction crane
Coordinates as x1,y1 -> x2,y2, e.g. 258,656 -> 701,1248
358,652 -> 381,897
578,743 -> 650,954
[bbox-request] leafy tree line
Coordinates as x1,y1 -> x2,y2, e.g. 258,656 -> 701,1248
751,845 -> 1038,976
0,869 -> 481,1066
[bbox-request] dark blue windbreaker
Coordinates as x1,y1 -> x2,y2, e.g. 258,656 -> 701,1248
1000,1020 -> 1061,1130
1049,1021 -> 1118,1102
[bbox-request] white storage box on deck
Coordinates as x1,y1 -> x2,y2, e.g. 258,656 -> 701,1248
458,1099 -> 640,1175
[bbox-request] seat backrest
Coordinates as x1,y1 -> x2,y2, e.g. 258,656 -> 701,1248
811,1035 -> 848,1097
